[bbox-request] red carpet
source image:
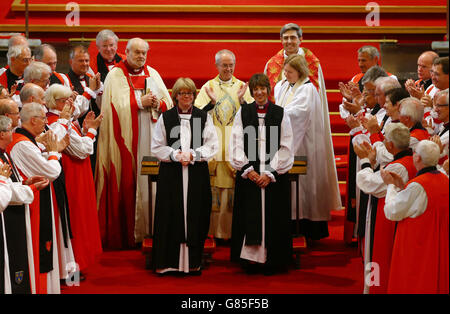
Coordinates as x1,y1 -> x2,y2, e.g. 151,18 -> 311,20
62,209 -> 363,294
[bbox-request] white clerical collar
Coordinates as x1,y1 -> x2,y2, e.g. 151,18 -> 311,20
218,77 -> 233,85
283,48 -> 304,59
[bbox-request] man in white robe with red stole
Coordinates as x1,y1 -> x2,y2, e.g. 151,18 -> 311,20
264,23 -> 340,229
7,103 -> 71,294
96,38 -> 173,249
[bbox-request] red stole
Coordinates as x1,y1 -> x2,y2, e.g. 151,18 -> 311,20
388,171 -> 449,294
370,153 -> 416,294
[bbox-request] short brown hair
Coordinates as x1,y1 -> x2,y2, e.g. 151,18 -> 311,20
433,56 -> 449,75
171,77 -> 197,105
284,54 -> 310,83
248,73 -> 271,97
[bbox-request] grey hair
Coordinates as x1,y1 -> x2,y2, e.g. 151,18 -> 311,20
69,45 -> 89,60
126,38 -> 149,52
280,23 -> 302,38
375,76 -> 401,93
384,122 -> 410,150
399,97 -> 424,123
96,29 -> 119,47
33,44 -> 57,61
0,115 -> 12,132
44,84 -> 72,110
215,49 -> 236,65
23,61 -> 52,83
19,83 -> 44,104
415,140 -> 440,167
20,102 -> 44,124
358,45 -> 380,59
361,66 -> 388,85
7,45 -> 30,66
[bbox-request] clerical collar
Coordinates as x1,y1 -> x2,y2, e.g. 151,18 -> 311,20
411,122 -> 426,132
124,60 -> 144,75
218,77 -> 233,85
177,105 -> 193,115
415,166 -> 438,177
255,102 -> 269,113
393,149 -> 413,161
283,48 -> 302,59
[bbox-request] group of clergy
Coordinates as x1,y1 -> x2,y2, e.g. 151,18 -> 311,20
339,46 -> 449,294
0,23 -> 342,291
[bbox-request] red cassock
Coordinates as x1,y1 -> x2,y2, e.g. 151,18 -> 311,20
388,171 -> 449,294
370,155 -> 416,294
61,123 -> 103,271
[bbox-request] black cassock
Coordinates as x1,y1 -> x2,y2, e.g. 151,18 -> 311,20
152,106 -> 212,272
230,102 -> 293,269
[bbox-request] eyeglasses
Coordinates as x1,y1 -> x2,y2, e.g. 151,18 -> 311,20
18,57 -> 32,63
178,92 -> 194,96
218,64 -> 234,69
33,116 -> 47,122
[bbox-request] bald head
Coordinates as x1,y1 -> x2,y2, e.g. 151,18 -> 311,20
125,38 -> 149,69
20,83 -> 45,106
0,98 -> 20,128
8,35 -> 29,48
417,51 -> 439,81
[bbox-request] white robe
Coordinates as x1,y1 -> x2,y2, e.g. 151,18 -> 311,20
151,111 -> 218,272
274,78 -> 341,221
229,107 -> 294,263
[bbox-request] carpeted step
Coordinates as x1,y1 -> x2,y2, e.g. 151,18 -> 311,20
332,135 -> 349,156
329,114 -> 349,133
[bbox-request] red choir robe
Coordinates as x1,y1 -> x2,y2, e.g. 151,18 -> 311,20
370,152 -> 416,294
47,114 -> 102,271
387,170 -> 449,294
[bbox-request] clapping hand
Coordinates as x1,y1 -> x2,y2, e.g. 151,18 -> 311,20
237,83 -> 248,104
343,100 -> 362,115
204,86 -> 217,105
83,111 -> 103,133
362,115 -> 381,135
24,175 -> 49,191
380,167 -> 405,189
0,163 -> 11,179
60,100 -> 75,121
89,73 -> 102,91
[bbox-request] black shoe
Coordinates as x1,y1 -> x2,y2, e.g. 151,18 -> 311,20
242,261 -> 262,275
189,270 -> 202,276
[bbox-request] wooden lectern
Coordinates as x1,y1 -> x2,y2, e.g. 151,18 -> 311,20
140,155 -> 308,269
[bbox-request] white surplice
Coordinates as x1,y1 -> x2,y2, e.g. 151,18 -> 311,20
274,78 -> 341,221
